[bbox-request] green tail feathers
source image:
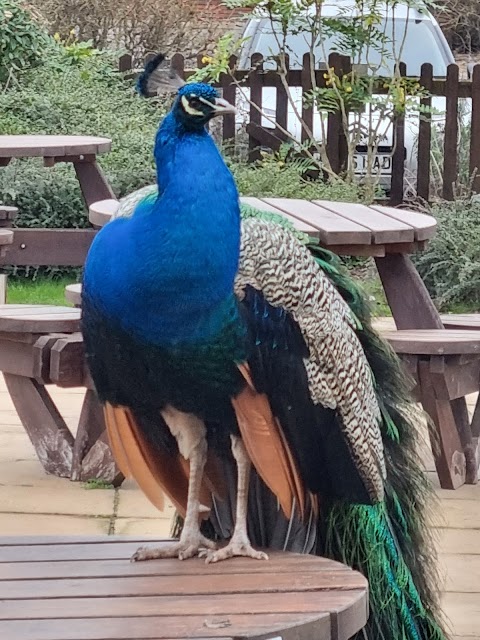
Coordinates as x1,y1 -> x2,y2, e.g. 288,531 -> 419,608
246,205 -> 447,640
309,245 -> 446,640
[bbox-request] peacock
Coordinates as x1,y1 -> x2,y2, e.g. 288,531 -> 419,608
81,54 -> 448,640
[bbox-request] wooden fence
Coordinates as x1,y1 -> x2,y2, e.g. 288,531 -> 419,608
119,52 -> 480,206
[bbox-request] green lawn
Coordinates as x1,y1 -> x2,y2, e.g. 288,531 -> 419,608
7,277 -> 77,306
5,274 -> 392,315
5,275 -> 477,316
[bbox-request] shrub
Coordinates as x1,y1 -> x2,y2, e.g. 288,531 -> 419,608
0,0 -> 51,85
413,198 -> 480,311
29,0 -> 230,63
230,159 -> 363,202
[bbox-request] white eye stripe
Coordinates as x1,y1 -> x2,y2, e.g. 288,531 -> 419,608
198,96 -> 215,108
181,95 -> 204,116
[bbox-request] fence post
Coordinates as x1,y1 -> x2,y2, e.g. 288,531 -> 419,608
301,52 -> 314,144
469,64 -> 480,194
416,63 -> 433,203
326,53 -> 350,176
338,55 -> 350,174
220,55 -> 237,143
118,54 -> 132,74
389,62 -> 406,206
326,52 -> 342,175
171,53 -> 185,81
274,54 -> 289,142
249,53 -> 264,163
144,52 -> 157,66
443,63 -> 459,201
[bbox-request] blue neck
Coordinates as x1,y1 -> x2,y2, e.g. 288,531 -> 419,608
85,111 -> 241,346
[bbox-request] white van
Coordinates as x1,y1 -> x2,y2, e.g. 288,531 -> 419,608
236,1 -> 456,188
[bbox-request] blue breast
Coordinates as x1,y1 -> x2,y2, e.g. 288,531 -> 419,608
83,115 -> 241,346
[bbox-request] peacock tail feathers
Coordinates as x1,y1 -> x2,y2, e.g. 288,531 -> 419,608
116,185 -> 158,218
300,231 -> 446,639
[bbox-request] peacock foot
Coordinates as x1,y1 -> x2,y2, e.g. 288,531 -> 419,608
131,532 -> 216,562
201,535 -> 269,564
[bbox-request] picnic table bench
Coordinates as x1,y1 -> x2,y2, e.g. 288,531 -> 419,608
0,536 -> 368,640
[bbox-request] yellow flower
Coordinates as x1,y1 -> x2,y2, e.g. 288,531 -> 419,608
201,55 -> 213,64
345,86 -> 353,93
54,33 -> 61,41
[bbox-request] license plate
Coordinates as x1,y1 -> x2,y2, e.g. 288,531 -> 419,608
353,153 -> 392,176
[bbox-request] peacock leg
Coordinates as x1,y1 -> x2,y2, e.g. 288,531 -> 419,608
131,409 -> 216,561
203,435 -> 268,564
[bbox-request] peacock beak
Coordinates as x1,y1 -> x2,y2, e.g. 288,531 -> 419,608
212,97 -> 237,116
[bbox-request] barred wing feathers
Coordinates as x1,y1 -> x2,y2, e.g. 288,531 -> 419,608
236,218 -> 386,502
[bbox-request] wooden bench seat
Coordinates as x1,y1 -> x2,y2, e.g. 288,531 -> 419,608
441,314 -> 480,330
0,205 -> 18,227
65,283 -> 82,307
0,304 -> 120,484
382,329 -> 480,489
88,198 -> 118,227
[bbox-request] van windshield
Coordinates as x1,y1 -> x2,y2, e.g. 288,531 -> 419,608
253,17 -> 449,76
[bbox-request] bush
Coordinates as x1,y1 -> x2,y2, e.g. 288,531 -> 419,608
414,199 -> 480,311
29,0 -> 229,63
230,160 -> 363,202
0,0 -> 51,85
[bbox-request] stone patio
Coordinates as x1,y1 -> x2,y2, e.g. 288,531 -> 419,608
0,370 -> 479,639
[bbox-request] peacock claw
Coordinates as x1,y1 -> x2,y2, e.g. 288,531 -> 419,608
201,539 -> 269,564
131,534 -> 216,562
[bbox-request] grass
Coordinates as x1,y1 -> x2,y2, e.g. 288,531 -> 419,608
82,479 -> 114,490
6,277 -> 77,306
360,277 -> 392,317
4,273 -> 476,317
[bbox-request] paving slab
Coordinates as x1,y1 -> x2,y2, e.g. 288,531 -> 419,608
0,512 -> 111,535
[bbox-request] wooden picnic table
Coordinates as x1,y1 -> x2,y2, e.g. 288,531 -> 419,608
90,195 -> 441,331
0,536 -> 368,640
0,135 -> 115,208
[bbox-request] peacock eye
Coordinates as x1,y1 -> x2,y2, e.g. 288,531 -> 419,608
189,97 -> 202,109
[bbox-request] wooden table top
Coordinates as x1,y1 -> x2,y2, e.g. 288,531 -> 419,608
90,196 -> 437,257
0,536 -> 368,640
0,135 -> 111,159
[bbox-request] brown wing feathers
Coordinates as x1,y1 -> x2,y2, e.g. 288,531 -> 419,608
104,362 -> 306,523
104,404 -> 223,518
232,363 -> 306,520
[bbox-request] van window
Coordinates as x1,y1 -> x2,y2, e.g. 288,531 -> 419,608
253,17 -> 449,76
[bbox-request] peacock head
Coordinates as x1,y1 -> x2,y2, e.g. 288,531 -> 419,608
172,83 -> 236,129
136,53 -> 236,130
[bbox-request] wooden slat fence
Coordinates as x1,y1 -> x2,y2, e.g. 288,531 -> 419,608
119,52 -> 480,206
